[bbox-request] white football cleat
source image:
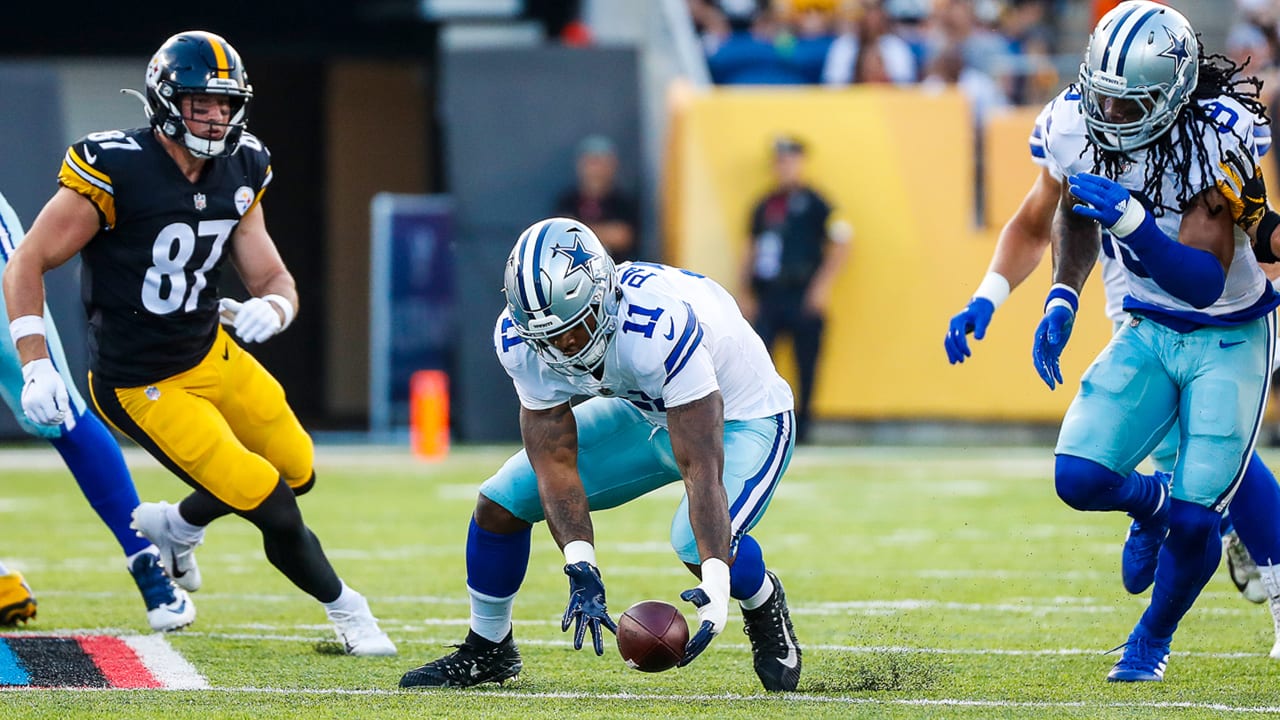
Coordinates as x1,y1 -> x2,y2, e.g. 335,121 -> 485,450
1223,530 -> 1266,604
131,501 -> 204,592
129,551 -> 196,632
328,595 -> 397,656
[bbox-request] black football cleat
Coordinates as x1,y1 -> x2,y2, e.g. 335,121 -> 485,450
741,571 -> 801,692
399,630 -> 522,688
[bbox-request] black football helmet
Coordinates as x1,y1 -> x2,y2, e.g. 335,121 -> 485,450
138,31 -> 254,157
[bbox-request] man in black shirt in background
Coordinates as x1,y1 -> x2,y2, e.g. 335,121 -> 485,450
740,135 -> 851,444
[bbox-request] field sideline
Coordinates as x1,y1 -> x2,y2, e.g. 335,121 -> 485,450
1,443 -> 1279,719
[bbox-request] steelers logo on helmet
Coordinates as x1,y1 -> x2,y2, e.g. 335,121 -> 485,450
502,218 -> 620,377
135,30 -> 254,159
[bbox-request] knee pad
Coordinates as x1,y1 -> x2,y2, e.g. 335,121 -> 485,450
1054,454 -> 1122,511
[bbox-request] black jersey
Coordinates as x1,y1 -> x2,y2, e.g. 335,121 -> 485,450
748,186 -> 832,290
58,127 -> 272,386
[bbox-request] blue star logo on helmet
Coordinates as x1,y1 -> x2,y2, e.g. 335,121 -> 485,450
553,235 -> 597,278
1158,27 -> 1192,75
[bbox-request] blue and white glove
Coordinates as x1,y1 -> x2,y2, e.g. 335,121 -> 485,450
218,295 -> 294,344
1031,285 -> 1078,390
1068,173 -> 1147,236
678,558 -> 730,667
561,561 -> 618,655
21,358 -> 69,426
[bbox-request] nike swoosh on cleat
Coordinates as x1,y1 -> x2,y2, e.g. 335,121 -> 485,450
1220,340 -> 1246,348
778,643 -> 798,669
170,551 -> 186,578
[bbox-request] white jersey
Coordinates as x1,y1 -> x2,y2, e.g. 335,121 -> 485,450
494,262 -> 794,427
1031,97 -> 1127,323
1037,87 -> 1274,327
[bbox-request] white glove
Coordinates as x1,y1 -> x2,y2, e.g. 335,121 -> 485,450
221,296 -> 291,343
21,358 -> 69,426
677,557 -> 730,666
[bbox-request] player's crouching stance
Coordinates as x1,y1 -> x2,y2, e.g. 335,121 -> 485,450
399,219 -> 802,691
1,30 -> 394,656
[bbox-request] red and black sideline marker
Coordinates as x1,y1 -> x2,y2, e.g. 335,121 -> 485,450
0,634 -> 207,689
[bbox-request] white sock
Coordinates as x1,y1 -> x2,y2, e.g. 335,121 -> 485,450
469,586 -> 515,643
739,573 -> 775,612
125,546 -> 160,570
0,560 -> 10,575
323,582 -> 364,615
167,504 -> 205,542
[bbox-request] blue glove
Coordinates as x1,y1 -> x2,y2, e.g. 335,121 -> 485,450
561,561 -> 618,655
944,297 -> 996,364
1068,172 -> 1134,230
1032,304 -> 1075,390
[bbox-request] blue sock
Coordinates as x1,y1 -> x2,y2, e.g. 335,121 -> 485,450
1225,452 -> 1280,566
729,534 -> 767,601
465,517 -> 530,598
1137,499 -> 1222,641
50,411 -> 148,556
1054,454 -> 1165,517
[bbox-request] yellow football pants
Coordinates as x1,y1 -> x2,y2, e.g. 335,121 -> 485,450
90,326 -> 314,511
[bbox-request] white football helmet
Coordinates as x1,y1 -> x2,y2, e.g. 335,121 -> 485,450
503,218 -> 620,376
1079,1 -> 1199,152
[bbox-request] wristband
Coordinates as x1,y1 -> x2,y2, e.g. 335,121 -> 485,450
563,540 -> 597,567
973,271 -> 1011,310
1044,283 -> 1079,314
1110,198 -> 1148,238
1256,210 -> 1280,264
700,558 -> 730,588
9,315 -> 46,345
261,294 -> 296,330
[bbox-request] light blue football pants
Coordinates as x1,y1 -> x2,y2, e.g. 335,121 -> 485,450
1057,313 -> 1274,510
480,397 -> 794,564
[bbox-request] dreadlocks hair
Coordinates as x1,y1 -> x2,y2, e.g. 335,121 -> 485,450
1085,45 -> 1269,217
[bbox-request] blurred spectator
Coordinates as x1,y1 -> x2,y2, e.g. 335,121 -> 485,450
928,0 -> 1015,98
823,0 -> 920,85
885,0 -> 934,75
1229,0 -> 1280,99
996,0 -> 1057,105
740,136 -> 852,443
706,0 -> 829,83
553,135 -> 641,263
690,0 -> 733,53
922,42 -> 1009,126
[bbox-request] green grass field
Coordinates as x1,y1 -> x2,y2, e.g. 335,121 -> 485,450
1,444 -> 1279,719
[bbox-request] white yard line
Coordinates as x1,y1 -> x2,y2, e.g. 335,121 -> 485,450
3,685 -> 1274,713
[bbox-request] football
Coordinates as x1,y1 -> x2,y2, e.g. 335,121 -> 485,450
616,600 -> 689,673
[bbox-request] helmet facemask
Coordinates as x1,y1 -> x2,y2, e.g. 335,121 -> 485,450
155,86 -> 251,158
